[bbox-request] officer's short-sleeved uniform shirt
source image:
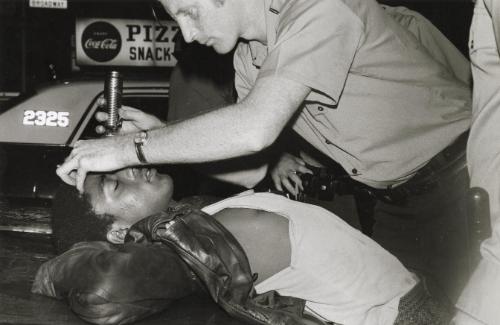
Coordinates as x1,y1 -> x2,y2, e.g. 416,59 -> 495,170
234,0 -> 471,189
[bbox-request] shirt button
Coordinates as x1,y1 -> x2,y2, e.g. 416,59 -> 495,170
325,139 -> 332,145
352,168 -> 358,174
318,106 -> 324,111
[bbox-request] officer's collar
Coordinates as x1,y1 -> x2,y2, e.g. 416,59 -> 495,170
248,0 -> 286,68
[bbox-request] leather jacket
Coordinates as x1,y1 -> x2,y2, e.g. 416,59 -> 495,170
126,204 -> 326,325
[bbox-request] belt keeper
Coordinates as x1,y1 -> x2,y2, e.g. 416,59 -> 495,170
134,130 -> 149,164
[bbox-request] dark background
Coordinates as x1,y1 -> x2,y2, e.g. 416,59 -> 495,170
0,0 -> 166,96
0,0 -> 474,98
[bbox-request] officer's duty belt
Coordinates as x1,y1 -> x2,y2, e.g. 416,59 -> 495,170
300,131 -> 469,204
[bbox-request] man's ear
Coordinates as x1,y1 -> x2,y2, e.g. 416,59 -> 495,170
106,225 -> 129,244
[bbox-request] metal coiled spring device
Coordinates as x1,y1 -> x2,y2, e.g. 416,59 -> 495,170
104,71 -> 123,136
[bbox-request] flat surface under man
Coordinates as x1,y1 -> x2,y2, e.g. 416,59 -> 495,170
0,230 -> 246,325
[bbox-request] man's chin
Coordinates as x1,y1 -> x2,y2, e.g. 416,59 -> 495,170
211,43 -> 232,55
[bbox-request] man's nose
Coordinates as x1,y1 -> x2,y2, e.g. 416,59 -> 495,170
178,20 -> 196,43
182,29 -> 196,43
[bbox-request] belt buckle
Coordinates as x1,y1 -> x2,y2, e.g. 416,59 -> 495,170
364,186 -> 408,205
382,189 -> 408,204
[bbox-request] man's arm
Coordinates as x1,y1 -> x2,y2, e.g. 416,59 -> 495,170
57,75 -> 310,192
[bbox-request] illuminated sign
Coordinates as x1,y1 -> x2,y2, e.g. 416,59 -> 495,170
29,0 -> 67,9
76,18 -> 179,67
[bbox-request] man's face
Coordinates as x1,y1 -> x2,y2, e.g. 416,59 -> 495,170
159,0 -> 240,54
84,167 -> 173,227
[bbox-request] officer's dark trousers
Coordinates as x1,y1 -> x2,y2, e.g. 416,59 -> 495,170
372,168 -> 471,304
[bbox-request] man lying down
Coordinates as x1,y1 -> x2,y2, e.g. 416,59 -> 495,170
32,167 -> 451,325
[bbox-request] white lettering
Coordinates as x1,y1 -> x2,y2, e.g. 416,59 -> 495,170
84,38 -> 118,50
22,110 -> 70,127
129,46 -> 172,62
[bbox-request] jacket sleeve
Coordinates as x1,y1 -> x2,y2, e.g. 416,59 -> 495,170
32,241 -> 200,325
126,205 -> 327,325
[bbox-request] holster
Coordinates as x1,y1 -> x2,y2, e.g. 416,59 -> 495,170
126,204 -> 326,325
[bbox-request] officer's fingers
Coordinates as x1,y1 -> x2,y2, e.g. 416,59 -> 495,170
56,159 -> 78,186
67,142 -> 88,161
67,170 -> 78,187
117,124 -> 137,135
120,108 -> 148,121
63,153 -> 73,164
289,173 -> 304,191
97,97 -> 106,107
296,165 -> 313,175
120,105 -> 141,113
281,178 -> 297,196
65,149 -> 78,162
271,173 -> 283,192
73,140 -> 83,148
285,159 -> 302,172
71,140 -> 87,153
95,111 -> 108,122
57,170 -> 76,186
119,108 -> 136,121
75,168 -> 88,194
95,125 -> 106,134
293,157 -> 306,166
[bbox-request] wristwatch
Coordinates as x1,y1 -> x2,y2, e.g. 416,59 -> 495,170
134,130 -> 148,164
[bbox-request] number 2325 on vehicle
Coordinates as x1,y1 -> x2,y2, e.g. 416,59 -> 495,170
23,110 -> 70,127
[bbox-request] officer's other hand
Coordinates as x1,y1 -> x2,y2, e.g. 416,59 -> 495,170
270,153 -> 312,196
95,99 -> 165,135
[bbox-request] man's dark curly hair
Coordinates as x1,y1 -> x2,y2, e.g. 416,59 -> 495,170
51,183 -> 115,254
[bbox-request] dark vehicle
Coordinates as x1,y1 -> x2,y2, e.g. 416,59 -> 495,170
0,78 -> 170,200
0,78 -> 170,233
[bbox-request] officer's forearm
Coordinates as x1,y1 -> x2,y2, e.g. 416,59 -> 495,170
139,76 -> 309,165
143,103 -> 275,164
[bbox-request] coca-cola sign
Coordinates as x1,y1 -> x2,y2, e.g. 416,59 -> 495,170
76,18 -> 179,67
81,21 -> 122,62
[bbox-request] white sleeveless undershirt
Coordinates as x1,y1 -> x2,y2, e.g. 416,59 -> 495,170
202,191 -> 417,325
